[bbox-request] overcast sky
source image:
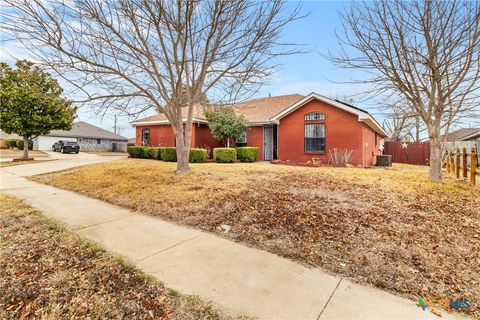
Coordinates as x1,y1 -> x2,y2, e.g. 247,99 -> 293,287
1,1 -> 477,138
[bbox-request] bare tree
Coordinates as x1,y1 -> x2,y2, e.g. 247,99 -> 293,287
382,100 -> 426,142
2,0 -> 302,173
329,1 -> 480,182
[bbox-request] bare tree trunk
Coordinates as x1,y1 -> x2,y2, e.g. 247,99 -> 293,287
22,136 -> 29,160
227,139 -> 230,148
429,135 -> 442,183
174,126 -> 190,174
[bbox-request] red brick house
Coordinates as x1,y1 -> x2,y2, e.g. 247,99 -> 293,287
131,93 -> 388,166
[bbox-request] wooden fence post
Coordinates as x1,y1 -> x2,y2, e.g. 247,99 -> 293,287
462,148 -> 467,179
455,148 -> 460,178
444,150 -> 450,173
450,152 -> 454,175
471,148 -> 477,186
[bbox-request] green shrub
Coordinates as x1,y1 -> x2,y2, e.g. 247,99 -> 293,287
213,148 -> 237,163
16,139 -> 32,150
16,140 -> 24,150
161,147 -> 177,162
236,147 -> 258,162
127,146 -> 146,158
8,139 -> 19,148
156,147 -> 165,160
144,147 -> 161,159
189,148 -> 208,163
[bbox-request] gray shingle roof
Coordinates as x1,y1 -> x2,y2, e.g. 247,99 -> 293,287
46,121 -> 128,141
443,128 -> 480,142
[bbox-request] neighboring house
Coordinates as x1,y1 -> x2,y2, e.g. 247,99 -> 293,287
442,128 -> 480,153
32,121 -> 128,152
131,93 -> 388,166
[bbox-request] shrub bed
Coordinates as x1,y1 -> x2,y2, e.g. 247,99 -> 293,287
155,147 -> 165,160
213,148 -> 237,163
127,146 -> 146,158
236,147 -> 258,162
16,140 -> 33,150
8,139 -> 19,149
144,147 -> 161,159
189,148 -> 208,163
161,147 -> 177,162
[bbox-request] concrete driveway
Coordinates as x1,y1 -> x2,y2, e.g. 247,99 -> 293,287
0,152 -> 126,176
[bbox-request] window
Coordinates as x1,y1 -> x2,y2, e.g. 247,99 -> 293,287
142,128 -> 150,146
304,112 -> 325,121
96,139 -> 101,144
236,132 -> 247,147
304,123 -> 325,152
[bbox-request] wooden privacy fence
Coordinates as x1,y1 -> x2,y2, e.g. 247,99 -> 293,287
383,141 -> 430,165
445,148 -> 478,186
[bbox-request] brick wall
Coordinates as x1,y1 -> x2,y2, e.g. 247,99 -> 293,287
77,138 -> 127,152
277,99 -> 367,166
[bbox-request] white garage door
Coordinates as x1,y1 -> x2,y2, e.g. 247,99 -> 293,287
36,136 -> 76,150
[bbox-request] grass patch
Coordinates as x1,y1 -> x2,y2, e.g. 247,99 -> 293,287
0,149 -> 50,158
0,160 -> 52,167
0,193 -> 245,319
85,151 -> 128,156
30,160 -> 480,318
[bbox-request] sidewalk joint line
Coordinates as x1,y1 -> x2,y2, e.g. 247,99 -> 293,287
316,277 -> 343,320
74,214 -> 134,231
136,234 -> 201,262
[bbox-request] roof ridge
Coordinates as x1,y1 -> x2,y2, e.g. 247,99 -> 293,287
238,93 -> 303,104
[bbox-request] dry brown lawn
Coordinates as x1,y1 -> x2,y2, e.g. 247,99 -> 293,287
0,194 -> 244,319
0,149 -> 50,158
31,160 -> 480,318
0,160 -> 52,167
85,151 -> 129,156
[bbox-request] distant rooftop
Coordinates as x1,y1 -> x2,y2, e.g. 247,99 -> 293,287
443,128 -> 480,142
47,121 -> 128,141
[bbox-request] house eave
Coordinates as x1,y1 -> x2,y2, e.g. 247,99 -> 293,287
131,118 -> 208,126
459,131 -> 480,141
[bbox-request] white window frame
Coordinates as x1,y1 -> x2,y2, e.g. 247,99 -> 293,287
236,132 -> 247,144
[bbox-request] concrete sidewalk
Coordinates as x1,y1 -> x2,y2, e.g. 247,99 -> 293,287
0,161 -> 465,319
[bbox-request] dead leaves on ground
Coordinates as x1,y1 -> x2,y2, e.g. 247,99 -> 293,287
0,194 -> 242,320
30,162 -> 480,318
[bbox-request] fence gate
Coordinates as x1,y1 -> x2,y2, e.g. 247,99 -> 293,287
383,141 -> 430,165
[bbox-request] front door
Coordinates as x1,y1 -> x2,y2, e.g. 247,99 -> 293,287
264,126 -> 274,161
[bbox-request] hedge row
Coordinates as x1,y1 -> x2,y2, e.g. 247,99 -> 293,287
127,146 -> 259,163
211,147 -> 258,163
2,139 -> 33,150
127,146 -> 208,163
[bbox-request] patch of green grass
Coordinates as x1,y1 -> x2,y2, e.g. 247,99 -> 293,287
168,288 -> 180,298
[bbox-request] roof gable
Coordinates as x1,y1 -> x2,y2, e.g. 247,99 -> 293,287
270,93 -> 388,137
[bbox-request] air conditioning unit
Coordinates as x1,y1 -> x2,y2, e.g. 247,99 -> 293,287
376,155 -> 392,167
